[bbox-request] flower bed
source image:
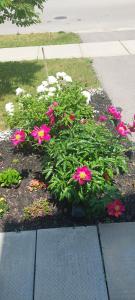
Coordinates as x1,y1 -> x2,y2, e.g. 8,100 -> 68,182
0,73 -> 134,232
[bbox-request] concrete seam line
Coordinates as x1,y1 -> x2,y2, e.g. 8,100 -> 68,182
97,225 -> 110,300
78,43 -> 84,58
79,43 -> 84,58
32,230 -> 38,300
119,40 -> 131,55
42,47 -> 49,78
37,46 -> 40,60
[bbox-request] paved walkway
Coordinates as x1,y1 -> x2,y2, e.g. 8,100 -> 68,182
1,39 -> 135,61
93,56 -> 135,128
0,224 -> 135,300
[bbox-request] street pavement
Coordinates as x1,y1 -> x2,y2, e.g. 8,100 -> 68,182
1,0 -> 135,34
80,30 -> 135,43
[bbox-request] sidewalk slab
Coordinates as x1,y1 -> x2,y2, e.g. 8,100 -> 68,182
80,41 -> 128,57
34,227 -> 108,300
0,231 -> 36,300
0,46 -> 40,62
0,40 -> 131,62
39,44 -> 82,59
93,55 -> 135,127
99,223 -> 135,300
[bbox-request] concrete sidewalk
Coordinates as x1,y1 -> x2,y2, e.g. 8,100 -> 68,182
1,39 -> 135,62
1,224 -> 135,300
0,227 -> 109,300
93,55 -> 135,126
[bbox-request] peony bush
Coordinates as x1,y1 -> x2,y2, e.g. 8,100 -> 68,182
5,72 -> 135,220
42,118 -> 129,218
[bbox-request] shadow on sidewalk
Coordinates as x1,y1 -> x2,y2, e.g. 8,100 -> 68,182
0,228 -> 36,300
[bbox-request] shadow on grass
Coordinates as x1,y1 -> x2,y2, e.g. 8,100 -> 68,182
0,61 -> 43,98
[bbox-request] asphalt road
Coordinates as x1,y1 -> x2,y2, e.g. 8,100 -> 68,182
1,0 -> 135,35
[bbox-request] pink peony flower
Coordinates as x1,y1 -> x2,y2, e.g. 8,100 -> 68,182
113,111 -> 121,120
108,105 -> 116,114
116,121 -> 131,137
50,115 -> 55,126
98,115 -> 108,122
31,124 -> 51,144
73,166 -> 92,185
11,130 -> 26,146
107,199 -> 125,218
128,121 -> 135,133
107,105 -> 121,120
46,103 -> 58,126
46,107 -> 54,117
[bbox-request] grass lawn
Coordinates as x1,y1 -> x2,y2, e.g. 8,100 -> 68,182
0,32 -> 81,48
0,58 -> 99,130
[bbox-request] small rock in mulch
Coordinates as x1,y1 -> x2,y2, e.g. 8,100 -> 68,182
0,130 -> 13,142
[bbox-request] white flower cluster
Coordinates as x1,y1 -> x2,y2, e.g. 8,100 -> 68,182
5,73 -> 73,116
5,73 -> 99,118
81,90 -> 92,105
16,87 -> 24,96
56,72 -> 72,82
37,73 -> 72,97
5,87 -> 26,116
5,102 -> 14,116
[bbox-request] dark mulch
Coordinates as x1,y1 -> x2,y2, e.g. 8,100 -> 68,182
0,92 -> 134,232
0,140 -> 88,232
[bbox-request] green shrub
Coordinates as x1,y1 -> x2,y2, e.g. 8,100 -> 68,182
42,120 -> 127,216
0,197 -> 9,218
8,94 -> 49,131
0,168 -> 22,187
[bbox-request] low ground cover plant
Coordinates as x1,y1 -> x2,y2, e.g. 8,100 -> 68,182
4,72 -> 135,221
0,168 -> 21,187
23,199 -> 55,220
